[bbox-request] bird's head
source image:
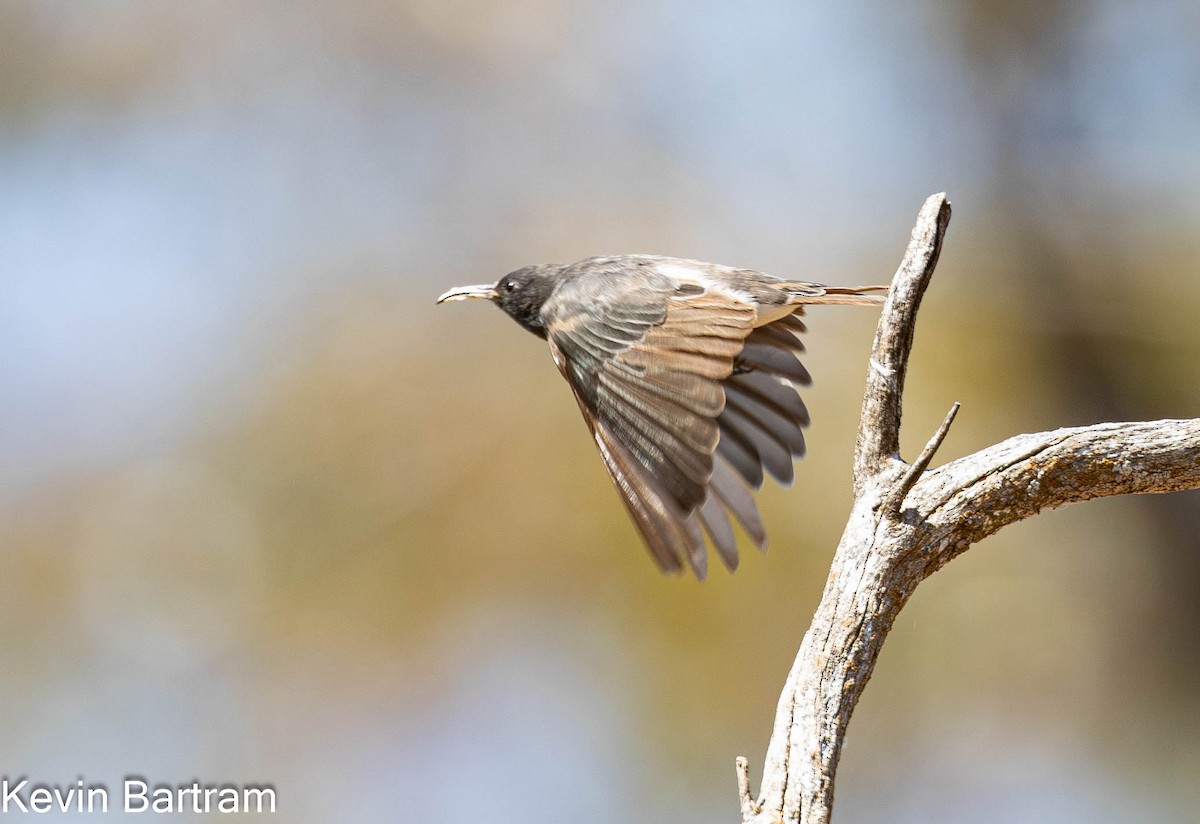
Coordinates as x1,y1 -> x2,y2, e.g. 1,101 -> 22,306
436,263 -> 566,338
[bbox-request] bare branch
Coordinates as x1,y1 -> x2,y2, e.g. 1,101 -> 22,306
736,195 -> 1200,824
882,401 -> 961,515
853,193 -> 952,488
915,418 -> 1200,556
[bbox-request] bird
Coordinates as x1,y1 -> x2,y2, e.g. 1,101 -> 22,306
436,255 -> 887,580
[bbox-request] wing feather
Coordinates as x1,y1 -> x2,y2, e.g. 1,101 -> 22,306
739,340 -> 812,384
543,262 -> 817,575
709,454 -> 766,548
714,420 -> 765,489
697,494 -> 738,572
724,381 -> 808,455
752,323 -> 807,351
728,369 -> 810,425
591,419 -> 688,574
719,402 -> 796,485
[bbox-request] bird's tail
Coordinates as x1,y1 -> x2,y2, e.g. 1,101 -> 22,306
787,284 -> 890,306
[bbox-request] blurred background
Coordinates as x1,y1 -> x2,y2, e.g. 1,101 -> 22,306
3,0 -> 1199,821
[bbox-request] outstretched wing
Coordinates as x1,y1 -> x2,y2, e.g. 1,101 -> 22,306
543,263 -> 812,578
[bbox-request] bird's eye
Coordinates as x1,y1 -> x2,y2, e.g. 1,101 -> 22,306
503,280 -> 517,293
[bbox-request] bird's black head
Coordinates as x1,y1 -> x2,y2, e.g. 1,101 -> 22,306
491,264 -> 565,337
437,263 -> 566,339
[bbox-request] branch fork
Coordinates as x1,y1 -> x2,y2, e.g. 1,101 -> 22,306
735,193 -> 1200,824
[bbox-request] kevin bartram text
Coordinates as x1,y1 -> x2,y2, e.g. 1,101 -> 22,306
1,777 -> 276,814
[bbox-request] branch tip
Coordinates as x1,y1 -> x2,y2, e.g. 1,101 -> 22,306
735,756 -> 758,819
854,194 -> 952,484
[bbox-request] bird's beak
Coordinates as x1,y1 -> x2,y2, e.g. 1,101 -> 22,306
436,284 -> 497,304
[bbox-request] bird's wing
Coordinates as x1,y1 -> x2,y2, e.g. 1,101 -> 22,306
544,268 -> 801,578
715,311 -> 812,489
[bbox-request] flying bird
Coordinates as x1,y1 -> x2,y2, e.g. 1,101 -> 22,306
437,255 -> 887,579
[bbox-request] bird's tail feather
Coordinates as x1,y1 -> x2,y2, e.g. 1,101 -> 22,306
827,284 -> 890,294
798,285 -> 889,306
777,282 -> 889,306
